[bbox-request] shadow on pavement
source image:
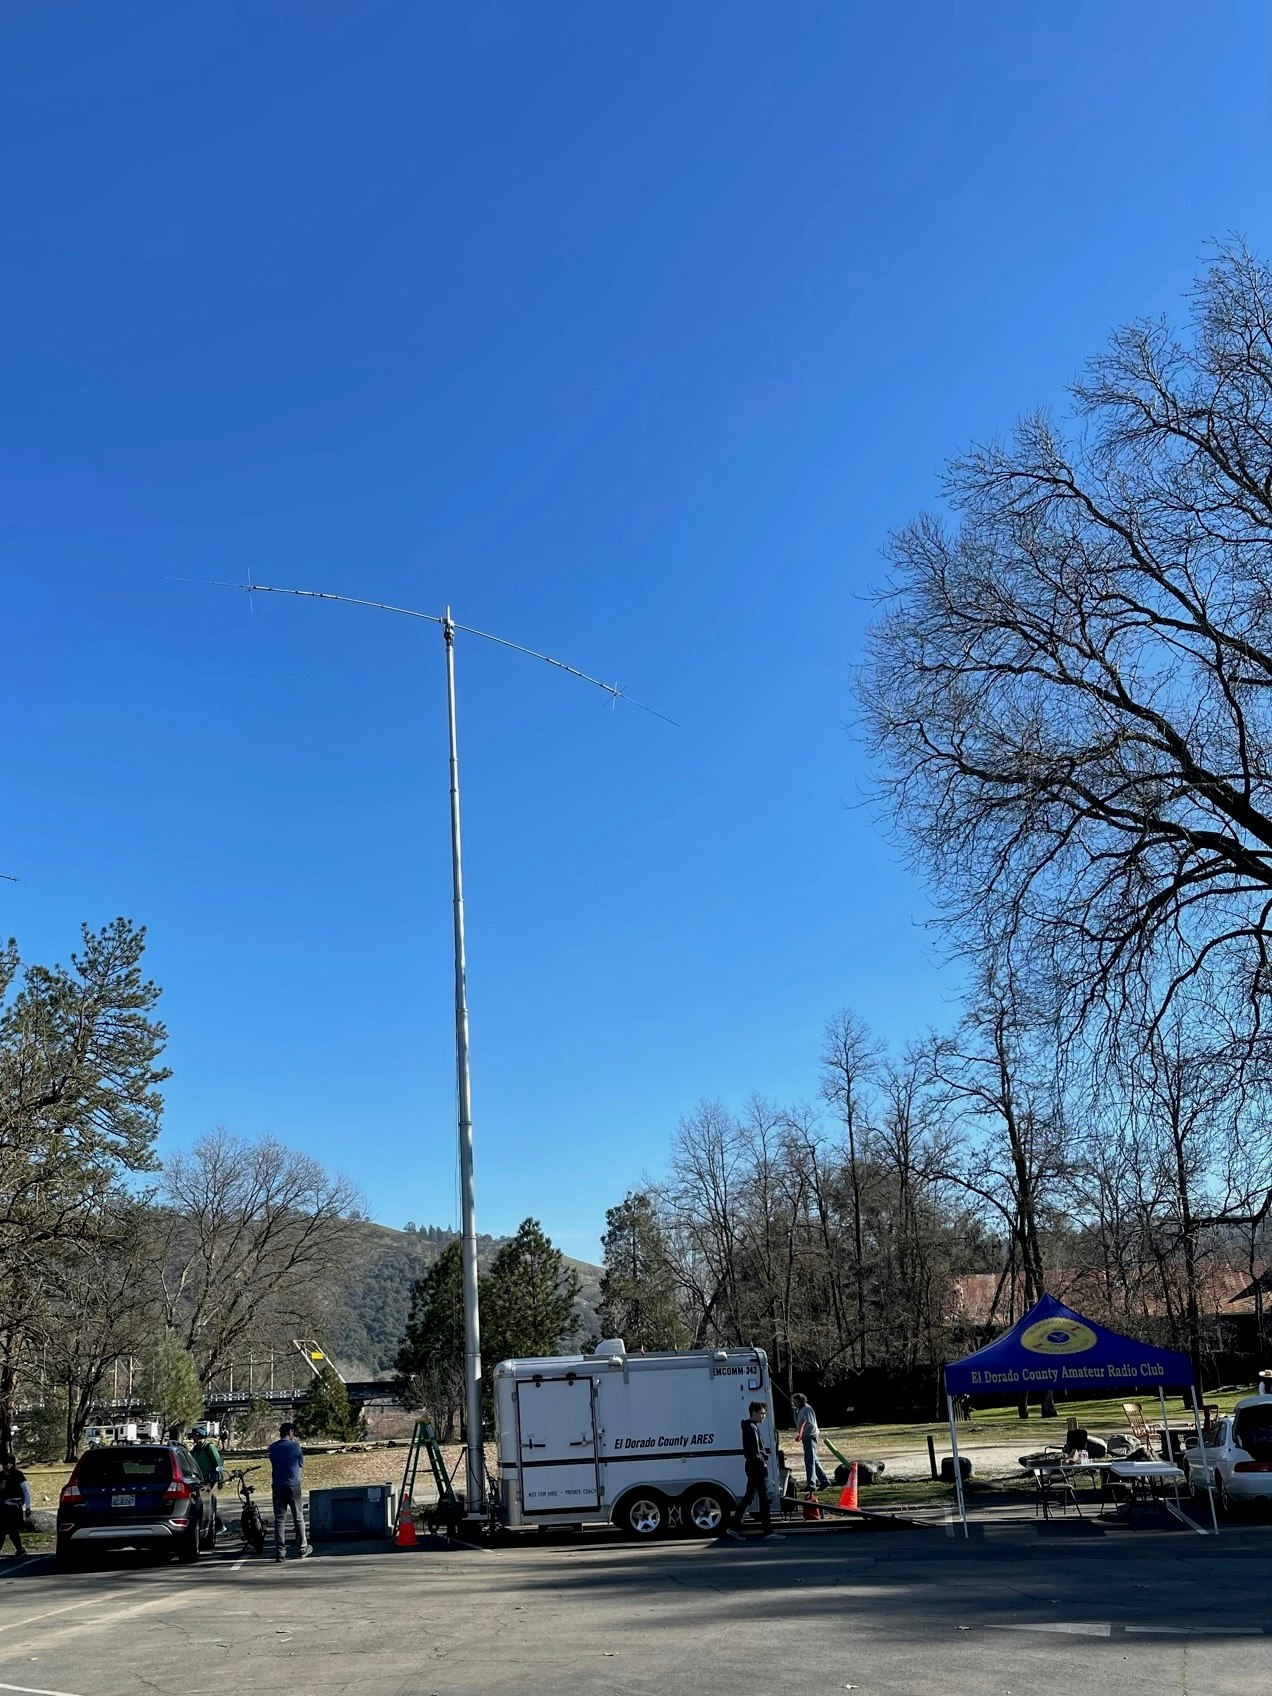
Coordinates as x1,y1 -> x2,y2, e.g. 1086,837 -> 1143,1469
228,1518 -> 1272,1645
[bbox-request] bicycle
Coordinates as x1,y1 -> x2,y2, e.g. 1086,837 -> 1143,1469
226,1466 -> 266,1555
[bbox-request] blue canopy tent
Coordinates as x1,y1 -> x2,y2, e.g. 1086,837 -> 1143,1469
942,1293 -> 1217,1535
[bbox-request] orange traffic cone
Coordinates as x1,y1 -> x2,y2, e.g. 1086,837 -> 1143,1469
838,1463 -> 859,1512
802,1491 -> 822,1521
393,1491 -> 419,1548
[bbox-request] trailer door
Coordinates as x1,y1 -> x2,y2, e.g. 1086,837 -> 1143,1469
516,1375 -> 600,1514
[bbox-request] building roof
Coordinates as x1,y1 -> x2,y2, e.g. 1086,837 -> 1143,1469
949,1264 -> 1270,1327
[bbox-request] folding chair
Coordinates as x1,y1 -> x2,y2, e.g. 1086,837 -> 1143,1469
1032,1465 -> 1082,1520
1122,1401 -> 1155,1452
1044,1427 -> 1088,1461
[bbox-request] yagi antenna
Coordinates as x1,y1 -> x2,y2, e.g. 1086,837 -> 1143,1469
239,583 -> 678,726
185,574 -> 674,1517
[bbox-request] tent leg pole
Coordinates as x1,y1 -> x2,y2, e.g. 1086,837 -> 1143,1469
1159,1386 -> 1179,1511
1158,1386 -> 1169,1460
1190,1384 -> 1219,1536
947,1393 -> 968,1539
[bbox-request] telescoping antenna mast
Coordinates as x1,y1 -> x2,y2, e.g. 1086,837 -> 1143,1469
236,582 -> 672,1516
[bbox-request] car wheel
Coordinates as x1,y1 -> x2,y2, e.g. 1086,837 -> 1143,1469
681,1487 -> 730,1537
617,1491 -> 667,1540
177,1522 -> 200,1564
55,1538 -> 84,1572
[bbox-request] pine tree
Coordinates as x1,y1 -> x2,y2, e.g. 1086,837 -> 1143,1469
394,1240 -> 465,1438
598,1191 -> 687,1349
481,1218 -> 580,1367
137,1329 -> 203,1432
295,1364 -> 359,1440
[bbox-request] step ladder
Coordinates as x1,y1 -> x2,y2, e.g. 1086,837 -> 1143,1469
398,1421 -> 464,1536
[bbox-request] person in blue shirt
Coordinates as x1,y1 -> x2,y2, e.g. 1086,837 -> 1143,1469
267,1422 -> 310,1563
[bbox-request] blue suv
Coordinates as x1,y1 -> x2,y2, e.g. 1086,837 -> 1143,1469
57,1443 -> 211,1568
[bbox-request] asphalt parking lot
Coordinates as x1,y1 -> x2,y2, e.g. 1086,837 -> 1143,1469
1,1519 -> 1269,1696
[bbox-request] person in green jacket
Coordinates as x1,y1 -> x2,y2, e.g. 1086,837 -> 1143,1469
189,1426 -> 224,1535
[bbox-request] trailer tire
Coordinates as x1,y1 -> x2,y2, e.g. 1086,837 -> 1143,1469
680,1486 -> 732,1537
614,1490 -> 668,1540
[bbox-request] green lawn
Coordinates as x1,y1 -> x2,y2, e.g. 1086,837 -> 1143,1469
21,1447 -> 410,1512
844,1477 -> 953,1511
19,1389 -> 1238,1523
808,1386 -> 1241,1459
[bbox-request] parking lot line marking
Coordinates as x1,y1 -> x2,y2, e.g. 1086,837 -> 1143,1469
987,1622 -> 1267,1639
231,1556 -> 248,1571
1125,1625 -> 1263,1636
0,1680 -> 87,1696
0,1593 -> 132,1636
985,1622 -> 1111,1636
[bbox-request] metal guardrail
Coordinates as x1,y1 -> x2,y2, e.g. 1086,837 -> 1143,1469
89,1381 -> 404,1416
200,1381 -> 401,1407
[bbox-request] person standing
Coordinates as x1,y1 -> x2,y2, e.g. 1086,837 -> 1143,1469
268,1421 -> 310,1563
0,1455 -> 30,1558
723,1402 -> 784,1541
792,1393 -> 832,1492
189,1425 -> 224,1535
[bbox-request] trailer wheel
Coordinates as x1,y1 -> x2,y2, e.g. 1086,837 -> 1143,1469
615,1491 -> 668,1540
681,1487 -> 730,1537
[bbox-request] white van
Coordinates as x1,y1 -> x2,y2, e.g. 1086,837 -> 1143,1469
493,1339 -> 776,1539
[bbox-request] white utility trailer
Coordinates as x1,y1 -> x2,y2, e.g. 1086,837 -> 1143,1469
493,1338 -> 777,1538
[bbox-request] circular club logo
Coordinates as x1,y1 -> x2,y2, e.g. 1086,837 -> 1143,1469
1020,1318 -> 1098,1356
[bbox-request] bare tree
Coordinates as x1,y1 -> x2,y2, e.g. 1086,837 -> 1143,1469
661,1101 -> 750,1345
862,243 -> 1272,1067
781,1101 -> 860,1374
927,986 -> 1076,1317
870,1045 -> 955,1373
1119,1016 -> 1272,1365
37,1202 -> 162,1458
736,1095 -> 807,1398
160,1129 -> 362,1383
819,1011 -> 881,1368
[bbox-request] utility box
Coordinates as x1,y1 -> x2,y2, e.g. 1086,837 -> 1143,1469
308,1483 -> 396,1541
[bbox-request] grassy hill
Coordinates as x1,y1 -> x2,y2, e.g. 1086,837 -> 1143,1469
324,1220 -> 601,1375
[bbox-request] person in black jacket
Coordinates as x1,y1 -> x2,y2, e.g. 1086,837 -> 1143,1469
0,1455 -> 30,1558
722,1402 -> 784,1541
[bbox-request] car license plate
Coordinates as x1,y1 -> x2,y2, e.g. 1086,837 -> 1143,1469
111,1493 -> 136,1507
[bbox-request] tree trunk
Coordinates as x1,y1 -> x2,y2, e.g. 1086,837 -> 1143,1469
1169,1098 -> 1205,1372
846,1120 -> 868,1369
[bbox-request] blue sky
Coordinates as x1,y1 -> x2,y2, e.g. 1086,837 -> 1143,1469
4,3 -> 1269,1260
